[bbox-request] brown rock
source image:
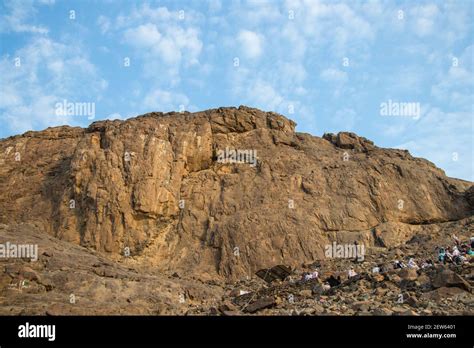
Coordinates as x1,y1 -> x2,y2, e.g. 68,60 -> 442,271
372,274 -> 385,282
0,106 -> 471,280
351,301 -> 371,311
405,296 -> 419,308
244,297 -> 276,313
20,266 -> 40,281
299,289 -> 313,298
392,306 -> 409,314
0,106 -> 473,315
432,270 -> 472,292
373,307 -> 393,316
398,268 -> 418,281
422,287 -> 466,301
417,274 -> 430,286
312,304 -> 325,313
218,303 -> 237,313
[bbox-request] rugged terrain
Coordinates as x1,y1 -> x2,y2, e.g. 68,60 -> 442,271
0,106 -> 472,315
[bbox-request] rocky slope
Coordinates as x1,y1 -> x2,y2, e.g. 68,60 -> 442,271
0,106 -> 472,315
0,223 -> 223,315
1,219 -> 472,315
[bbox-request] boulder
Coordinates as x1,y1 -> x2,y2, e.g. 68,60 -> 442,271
398,268 -> 418,281
351,301 -> 371,311
299,289 -> 313,298
243,297 -> 276,313
432,270 -> 472,292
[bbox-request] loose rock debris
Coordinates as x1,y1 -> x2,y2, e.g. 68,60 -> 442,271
255,265 -> 292,283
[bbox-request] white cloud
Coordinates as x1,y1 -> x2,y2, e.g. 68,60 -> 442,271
279,61 -> 306,86
393,106 -> 473,181
320,68 -> 348,83
116,4 -> 172,27
237,30 -> 263,60
208,0 -> 222,13
143,89 -> 189,112
230,65 -> 284,112
233,0 -> 282,25
117,4 -> 203,72
333,108 -> 357,131
281,24 -> 306,59
124,24 -> 202,66
124,23 -> 162,47
248,79 -> 284,110
0,38 -> 107,134
282,0 -> 375,56
0,0 -> 50,34
431,45 -> 473,108
410,4 -> 439,37
97,15 -> 111,34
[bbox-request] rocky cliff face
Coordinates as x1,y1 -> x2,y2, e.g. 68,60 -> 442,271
0,106 -> 472,280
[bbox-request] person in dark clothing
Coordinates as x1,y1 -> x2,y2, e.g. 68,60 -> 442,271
325,275 -> 341,287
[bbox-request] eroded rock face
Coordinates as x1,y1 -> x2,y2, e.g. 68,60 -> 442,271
0,106 -> 472,279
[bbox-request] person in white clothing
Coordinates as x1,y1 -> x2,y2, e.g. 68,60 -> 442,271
407,258 -> 419,270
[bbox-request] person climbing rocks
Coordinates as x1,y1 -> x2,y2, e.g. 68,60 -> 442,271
445,247 -> 454,263
303,270 -> 318,281
456,254 -> 467,265
421,259 -> 433,269
326,275 -> 341,287
452,234 -> 461,246
407,258 -> 419,270
393,260 -> 406,269
452,246 -> 460,257
322,283 -> 331,291
438,247 -> 446,263
454,245 -> 460,255
300,269 -> 317,282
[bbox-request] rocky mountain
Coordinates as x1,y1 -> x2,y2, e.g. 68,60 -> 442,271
0,106 -> 472,315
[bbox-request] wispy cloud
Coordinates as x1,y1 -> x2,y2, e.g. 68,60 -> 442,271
0,37 -> 107,133
0,0 -> 50,34
0,0 -> 472,180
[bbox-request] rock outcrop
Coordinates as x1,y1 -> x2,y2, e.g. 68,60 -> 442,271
0,106 -> 472,280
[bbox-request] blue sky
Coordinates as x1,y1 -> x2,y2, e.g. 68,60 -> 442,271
0,0 -> 473,180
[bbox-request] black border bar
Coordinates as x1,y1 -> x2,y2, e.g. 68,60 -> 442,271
0,315 -> 472,346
